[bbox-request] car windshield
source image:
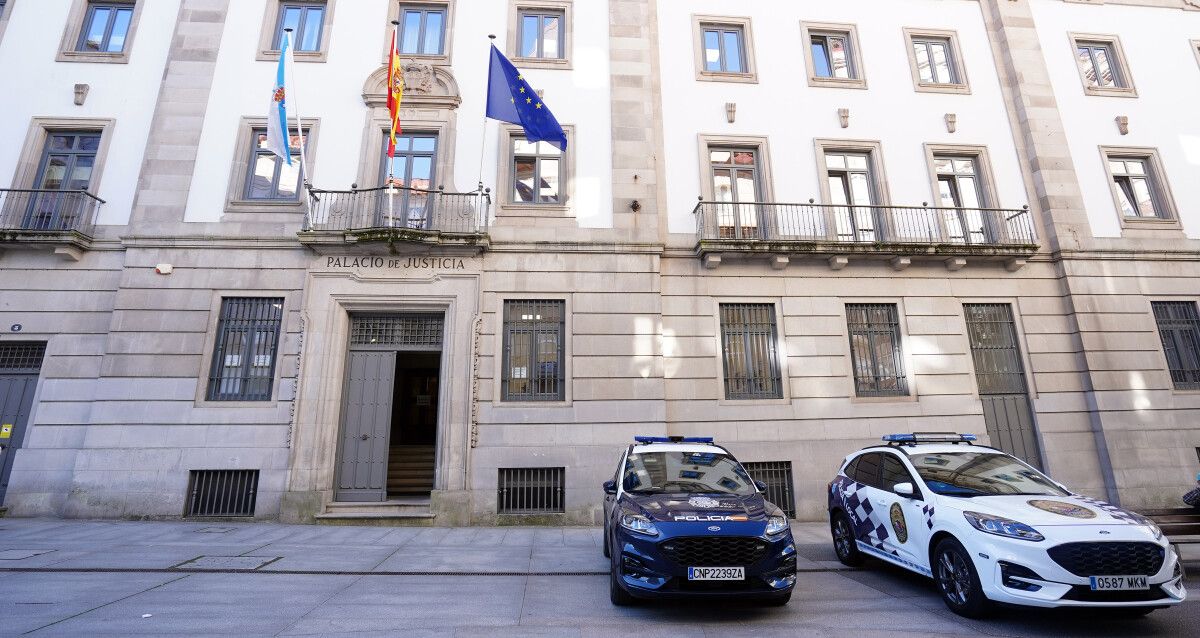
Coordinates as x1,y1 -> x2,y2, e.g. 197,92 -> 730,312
622,451 -> 756,495
909,451 -> 1069,497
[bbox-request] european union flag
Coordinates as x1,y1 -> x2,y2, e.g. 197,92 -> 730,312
485,45 -> 567,151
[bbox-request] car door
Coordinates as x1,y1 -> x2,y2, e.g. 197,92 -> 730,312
874,452 -> 932,573
604,448 -> 628,536
846,452 -> 889,550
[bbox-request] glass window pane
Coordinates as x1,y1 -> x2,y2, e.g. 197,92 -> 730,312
521,15 -> 539,57
828,176 -> 849,205
1124,159 -> 1145,175
829,36 -> 849,78
1109,160 -> 1127,175
934,157 -> 954,174
386,156 -> 408,185
300,7 -> 323,51
536,141 -> 561,156
825,153 -> 846,170
39,157 -> 68,190
1131,178 -> 1156,216
735,170 -> 757,202
953,159 -> 976,175
713,172 -> 733,202
1114,178 -> 1138,217
67,156 -> 95,190
423,11 -> 444,55
411,136 -> 436,152
277,160 -> 300,198
514,157 -> 536,202
931,42 -> 951,83
513,138 -> 538,155
539,158 -> 560,202
811,39 -> 832,78
542,16 -> 560,58
107,8 -> 133,52
846,154 -> 869,170
703,30 -> 721,71
410,156 -> 433,190
849,172 -> 872,205
732,151 -> 755,166
400,10 -> 421,54
722,30 -> 743,73
914,43 -> 933,82
280,7 -> 302,43
1093,47 -> 1114,87
83,7 -> 110,51
49,135 -> 74,152
248,156 -> 278,199
79,135 -> 101,152
937,178 -> 958,207
710,150 -> 731,164
958,176 -> 981,208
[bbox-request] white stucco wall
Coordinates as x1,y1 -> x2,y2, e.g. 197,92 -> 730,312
656,0 -> 1031,235
1030,0 -> 1200,239
185,0 -> 614,228
0,0 -> 180,226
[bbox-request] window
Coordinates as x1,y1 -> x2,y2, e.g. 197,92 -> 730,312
244,128 -> 307,201
709,146 -> 762,239
826,150 -> 878,242
498,468 -> 565,514
1099,148 -> 1178,227
846,303 -> 907,397
518,10 -> 563,59
76,1 -> 133,53
1151,301 -> 1200,390
1108,157 -> 1160,219
502,300 -> 565,402
693,16 -> 757,82
880,454 -> 917,494
23,132 -> 101,230
1070,34 -> 1134,96
934,154 -> 992,244
274,2 -> 325,52
802,22 -> 864,88
398,5 -> 446,56
206,298 -> 285,402
904,29 -> 969,94
511,136 -> 561,204
379,133 -> 437,228
719,303 -> 783,400
852,453 -> 883,487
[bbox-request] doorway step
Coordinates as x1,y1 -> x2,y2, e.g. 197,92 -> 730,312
387,445 -> 435,496
315,496 -> 435,525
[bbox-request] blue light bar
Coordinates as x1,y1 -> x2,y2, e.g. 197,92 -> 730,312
634,436 -> 715,444
883,433 -> 977,443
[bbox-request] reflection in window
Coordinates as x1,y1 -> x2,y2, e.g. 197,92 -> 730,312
702,25 -> 745,74
846,303 -> 907,397
519,11 -> 563,59
512,137 -> 561,204
206,298 -> 285,402
935,155 -> 990,244
76,2 -> 134,53
380,133 -> 437,228
811,33 -> 852,79
1076,42 -> 1124,88
826,151 -> 877,242
275,2 -> 325,52
398,6 -> 446,55
912,37 -> 958,84
1108,157 -> 1163,218
245,128 -> 307,200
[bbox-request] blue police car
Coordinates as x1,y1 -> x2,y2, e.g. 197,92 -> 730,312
602,436 -> 797,605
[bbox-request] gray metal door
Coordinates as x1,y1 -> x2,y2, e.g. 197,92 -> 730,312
334,351 -> 396,502
0,343 -> 45,505
964,304 -> 1042,468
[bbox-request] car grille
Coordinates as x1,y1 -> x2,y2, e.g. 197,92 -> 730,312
1061,585 -> 1169,603
1047,542 -> 1165,577
659,537 -> 768,567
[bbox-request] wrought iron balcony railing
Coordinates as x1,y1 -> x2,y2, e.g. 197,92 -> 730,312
302,184 -> 490,235
694,201 -> 1037,249
0,188 -> 103,237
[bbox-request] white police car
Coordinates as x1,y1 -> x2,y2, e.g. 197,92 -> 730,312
828,433 -> 1187,617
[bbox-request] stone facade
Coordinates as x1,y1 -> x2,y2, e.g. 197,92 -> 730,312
1,0 -> 1198,524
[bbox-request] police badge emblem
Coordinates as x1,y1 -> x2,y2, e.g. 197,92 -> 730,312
688,496 -> 721,509
890,502 -> 909,544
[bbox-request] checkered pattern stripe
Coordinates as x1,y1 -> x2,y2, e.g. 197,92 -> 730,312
831,475 -> 894,555
1074,495 -> 1143,524
921,504 -> 936,530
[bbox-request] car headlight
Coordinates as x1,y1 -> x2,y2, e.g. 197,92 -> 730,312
766,515 -> 789,537
963,511 -> 1044,542
1146,520 -> 1164,541
620,512 -> 660,536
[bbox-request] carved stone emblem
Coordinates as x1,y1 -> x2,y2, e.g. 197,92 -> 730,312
402,63 -> 435,94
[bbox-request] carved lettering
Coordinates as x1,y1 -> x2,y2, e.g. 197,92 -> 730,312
325,256 -> 466,270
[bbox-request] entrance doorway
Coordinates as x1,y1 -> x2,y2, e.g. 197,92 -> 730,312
334,314 -> 443,502
0,342 -> 46,506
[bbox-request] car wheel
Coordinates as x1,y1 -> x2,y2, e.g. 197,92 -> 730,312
933,538 -> 991,618
609,556 -> 635,606
603,527 -> 611,558
830,511 -> 863,567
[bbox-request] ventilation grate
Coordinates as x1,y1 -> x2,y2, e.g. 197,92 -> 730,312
498,467 -> 564,514
350,314 -> 444,348
0,342 -> 47,373
186,470 -> 259,517
743,461 -> 796,518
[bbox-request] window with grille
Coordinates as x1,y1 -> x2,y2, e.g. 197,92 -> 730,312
186,470 -> 259,517
0,342 -> 46,373
719,303 -> 782,400
742,461 -> 795,518
498,467 -> 564,514
846,303 -> 908,397
350,314 -> 443,349
964,304 -> 1028,395
502,300 -> 565,401
1151,301 -> 1200,390
206,298 -> 284,401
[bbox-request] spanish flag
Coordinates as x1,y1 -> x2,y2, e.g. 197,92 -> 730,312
387,29 -> 404,158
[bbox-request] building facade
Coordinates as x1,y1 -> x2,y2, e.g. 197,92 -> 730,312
1,0 -> 1198,524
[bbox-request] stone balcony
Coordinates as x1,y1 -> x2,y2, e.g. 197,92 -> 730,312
0,188 -> 102,261
298,184 -> 491,255
693,200 -> 1040,271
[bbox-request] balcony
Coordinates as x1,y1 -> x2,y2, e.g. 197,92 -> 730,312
298,185 -> 491,255
0,188 -> 103,260
693,200 -> 1039,271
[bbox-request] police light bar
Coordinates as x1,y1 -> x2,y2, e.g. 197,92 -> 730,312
883,432 -> 977,444
634,436 -> 715,444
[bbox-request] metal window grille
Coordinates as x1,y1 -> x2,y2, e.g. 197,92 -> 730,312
964,304 -> 1029,395
502,300 -> 565,401
498,467 -> 565,514
185,470 -> 259,517
350,314 -> 443,349
742,461 -> 795,518
719,303 -> 782,400
206,298 -> 284,401
1151,301 -> 1200,390
846,303 -> 908,397
0,342 -> 46,373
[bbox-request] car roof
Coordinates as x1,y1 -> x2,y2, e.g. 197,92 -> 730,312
855,443 -> 1004,457
629,443 -> 733,455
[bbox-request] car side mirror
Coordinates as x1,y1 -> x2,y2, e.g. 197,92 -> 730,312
753,480 -> 768,492
894,482 -> 916,498
603,480 -> 617,495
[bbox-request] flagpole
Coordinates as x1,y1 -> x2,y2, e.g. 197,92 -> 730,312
476,34 -> 497,195
283,28 -> 311,219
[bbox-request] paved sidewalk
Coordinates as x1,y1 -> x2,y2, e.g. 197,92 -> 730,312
0,518 -> 846,576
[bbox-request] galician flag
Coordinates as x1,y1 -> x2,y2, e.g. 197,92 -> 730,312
265,32 -> 293,165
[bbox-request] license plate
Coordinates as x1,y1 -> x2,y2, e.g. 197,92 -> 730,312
688,566 -> 744,581
1089,575 -> 1149,591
